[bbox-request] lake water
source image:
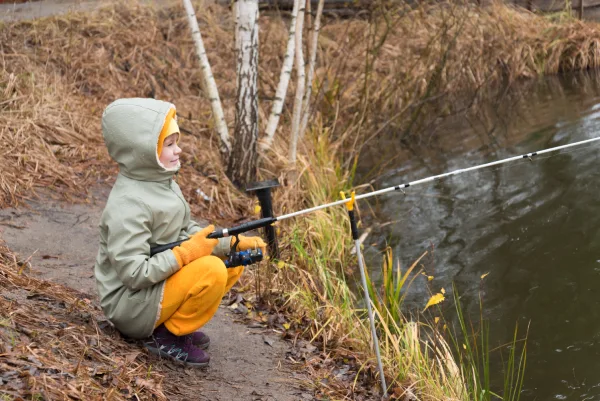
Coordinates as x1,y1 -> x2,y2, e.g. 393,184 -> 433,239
357,72 -> 600,400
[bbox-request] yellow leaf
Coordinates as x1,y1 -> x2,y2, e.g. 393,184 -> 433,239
463,344 -> 467,350
421,272 -> 427,276
434,317 -> 440,324
254,205 -> 262,215
426,276 -> 433,281
441,288 -> 446,294
481,272 -> 489,279
443,324 -> 447,331
277,261 -> 285,269
423,293 -> 445,312
283,323 -> 290,330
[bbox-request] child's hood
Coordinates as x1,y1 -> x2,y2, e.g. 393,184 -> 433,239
102,98 -> 179,181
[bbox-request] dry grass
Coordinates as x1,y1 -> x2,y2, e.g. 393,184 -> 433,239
2,1 -> 600,210
0,0 -> 292,218
306,1 -> 600,151
0,239 -> 167,400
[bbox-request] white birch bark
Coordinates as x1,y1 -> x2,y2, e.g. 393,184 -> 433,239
288,2 -> 306,163
227,0 -> 260,187
182,0 -> 231,154
260,0 -> 301,151
299,0 -> 324,139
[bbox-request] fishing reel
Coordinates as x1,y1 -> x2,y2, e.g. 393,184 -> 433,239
224,235 -> 263,268
224,235 -> 263,269
149,233 -> 264,267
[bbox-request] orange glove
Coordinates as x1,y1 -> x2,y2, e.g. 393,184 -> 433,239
172,225 -> 219,267
234,235 -> 267,256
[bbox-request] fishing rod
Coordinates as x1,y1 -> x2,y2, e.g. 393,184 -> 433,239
150,135 -> 600,398
152,135 -> 600,252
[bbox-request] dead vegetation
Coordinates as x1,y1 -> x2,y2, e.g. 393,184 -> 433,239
0,239 -> 167,400
2,1 -> 600,210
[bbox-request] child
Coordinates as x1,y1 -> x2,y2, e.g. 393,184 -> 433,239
95,98 -> 266,367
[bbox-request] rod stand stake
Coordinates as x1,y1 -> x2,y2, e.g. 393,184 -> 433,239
340,191 -> 388,399
247,179 -> 280,259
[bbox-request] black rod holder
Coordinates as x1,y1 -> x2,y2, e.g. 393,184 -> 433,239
246,179 -> 280,259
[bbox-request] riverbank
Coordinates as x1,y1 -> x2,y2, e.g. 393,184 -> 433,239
1,0 -> 599,398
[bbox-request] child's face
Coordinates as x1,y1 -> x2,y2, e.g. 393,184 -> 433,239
159,133 -> 181,169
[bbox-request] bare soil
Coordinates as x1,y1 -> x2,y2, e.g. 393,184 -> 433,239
0,187 -> 314,401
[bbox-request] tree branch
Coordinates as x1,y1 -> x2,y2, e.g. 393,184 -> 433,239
288,1 -> 306,162
299,0 -> 324,140
261,0 -> 301,151
182,0 -> 231,155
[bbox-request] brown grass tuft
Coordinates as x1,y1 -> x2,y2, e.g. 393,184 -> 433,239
0,239 -> 167,400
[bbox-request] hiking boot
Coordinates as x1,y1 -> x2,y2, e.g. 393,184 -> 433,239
189,330 -> 210,350
144,324 -> 210,367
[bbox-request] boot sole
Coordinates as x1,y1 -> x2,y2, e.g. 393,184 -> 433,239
145,345 -> 210,367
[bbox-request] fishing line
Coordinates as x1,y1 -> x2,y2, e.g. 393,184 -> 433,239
365,139 -> 600,208
374,143 -> 600,236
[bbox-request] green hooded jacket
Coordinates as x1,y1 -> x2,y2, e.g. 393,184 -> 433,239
94,98 -> 230,339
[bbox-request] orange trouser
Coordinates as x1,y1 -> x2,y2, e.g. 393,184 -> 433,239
155,255 -> 244,336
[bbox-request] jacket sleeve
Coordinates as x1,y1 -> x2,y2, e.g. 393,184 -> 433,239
105,198 -> 180,290
184,219 -> 231,257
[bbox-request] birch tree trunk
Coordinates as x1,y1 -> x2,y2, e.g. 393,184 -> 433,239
227,0 -> 260,188
288,2 -> 306,163
260,0 -> 301,151
182,0 -> 231,155
299,0 -> 324,139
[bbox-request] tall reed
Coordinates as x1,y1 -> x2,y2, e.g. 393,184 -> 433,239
275,122 -> 528,398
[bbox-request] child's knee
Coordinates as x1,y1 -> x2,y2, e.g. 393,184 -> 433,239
189,255 -> 227,287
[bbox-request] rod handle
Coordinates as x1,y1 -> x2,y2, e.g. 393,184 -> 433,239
150,239 -> 186,257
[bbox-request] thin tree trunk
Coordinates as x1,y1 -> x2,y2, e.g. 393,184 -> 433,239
298,0 -> 324,140
227,0 -> 260,188
261,0 -> 300,151
288,2 -> 306,162
182,0 -> 231,155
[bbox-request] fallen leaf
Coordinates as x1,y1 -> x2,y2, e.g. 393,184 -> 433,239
423,293 -> 445,312
427,275 -> 434,281
135,377 -> 159,391
434,317 -> 440,324
441,287 -> 446,294
124,352 -> 140,365
263,335 -> 275,347
481,272 -> 489,279
41,255 -> 59,260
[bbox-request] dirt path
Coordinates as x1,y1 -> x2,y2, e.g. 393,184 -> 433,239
0,0 -> 108,21
0,187 -> 313,401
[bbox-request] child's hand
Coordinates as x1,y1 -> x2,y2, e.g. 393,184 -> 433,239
235,235 -> 267,256
172,225 -> 219,267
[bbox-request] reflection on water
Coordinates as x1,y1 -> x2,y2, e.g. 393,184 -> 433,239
357,72 -> 600,400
